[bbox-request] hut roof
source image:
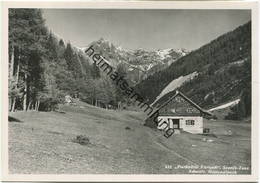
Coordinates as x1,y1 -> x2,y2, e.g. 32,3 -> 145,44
156,90 -> 213,116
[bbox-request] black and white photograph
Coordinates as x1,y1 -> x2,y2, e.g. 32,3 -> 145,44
1,1 -> 259,182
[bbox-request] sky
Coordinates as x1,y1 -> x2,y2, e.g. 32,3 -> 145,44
42,9 -> 251,51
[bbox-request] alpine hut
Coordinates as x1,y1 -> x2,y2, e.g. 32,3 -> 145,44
145,90 -> 212,134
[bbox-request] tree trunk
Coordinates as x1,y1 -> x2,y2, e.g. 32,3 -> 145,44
23,74 -> 28,111
33,102 -> 35,111
38,101 -> 40,111
11,53 -> 20,112
9,98 -> 12,111
27,100 -> 32,110
36,100 -> 40,111
10,44 -> 15,79
8,45 -> 14,112
34,101 -> 38,111
11,98 -> 16,112
16,62 -> 20,83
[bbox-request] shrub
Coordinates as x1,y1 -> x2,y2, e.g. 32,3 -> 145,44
73,135 -> 91,145
39,97 -> 59,111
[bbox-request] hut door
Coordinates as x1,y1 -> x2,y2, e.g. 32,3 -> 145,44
172,119 -> 180,129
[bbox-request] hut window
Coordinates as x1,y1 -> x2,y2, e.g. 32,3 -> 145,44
186,120 -> 195,125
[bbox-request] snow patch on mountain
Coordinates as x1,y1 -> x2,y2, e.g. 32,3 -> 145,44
77,46 -> 88,52
156,48 -> 172,60
152,71 -> 198,105
229,59 -> 247,66
209,99 -> 240,111
156,48 -> 189,60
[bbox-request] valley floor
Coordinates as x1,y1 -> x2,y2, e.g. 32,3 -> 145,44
8,102 -> 251,174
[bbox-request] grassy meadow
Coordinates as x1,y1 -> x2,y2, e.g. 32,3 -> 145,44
8,102 -> 251,174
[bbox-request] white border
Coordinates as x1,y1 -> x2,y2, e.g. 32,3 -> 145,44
1,1 -> 259,182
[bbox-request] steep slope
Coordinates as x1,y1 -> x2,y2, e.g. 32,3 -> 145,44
152,72 -> 198,105
135,21 -> 251,112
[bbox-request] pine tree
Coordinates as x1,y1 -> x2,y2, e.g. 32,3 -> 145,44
91,64 -> 100,79
64,43 -> 74,71
8,9 -> 48,111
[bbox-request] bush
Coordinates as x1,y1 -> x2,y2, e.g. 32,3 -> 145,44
39,97 -> 59,111
73,135 -> 91,146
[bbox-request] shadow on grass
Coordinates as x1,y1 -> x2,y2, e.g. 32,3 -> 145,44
201,133 -> 218,138
47,130 -> 64,135
8,116 -> 23,123
54,110 -> 66,114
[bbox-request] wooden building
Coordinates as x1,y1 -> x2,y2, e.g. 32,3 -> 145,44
155,90 -> 212,134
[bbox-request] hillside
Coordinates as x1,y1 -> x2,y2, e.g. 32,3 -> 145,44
135,21 -> 251,119
9,102 -> 251,174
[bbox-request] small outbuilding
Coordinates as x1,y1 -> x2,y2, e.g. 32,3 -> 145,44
153,90 -> 212,134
